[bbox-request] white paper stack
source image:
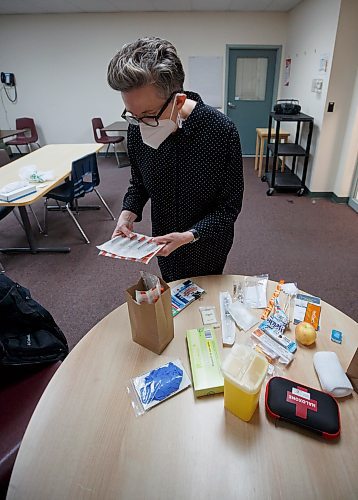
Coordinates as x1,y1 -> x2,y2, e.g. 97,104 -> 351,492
0,181 -> 36,202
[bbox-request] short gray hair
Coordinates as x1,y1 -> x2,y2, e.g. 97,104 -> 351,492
107,37 -> 185,98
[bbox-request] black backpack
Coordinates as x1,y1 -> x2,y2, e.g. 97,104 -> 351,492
0,275 -> 68,366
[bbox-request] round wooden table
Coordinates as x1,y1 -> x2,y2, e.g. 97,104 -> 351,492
7,276 -> 358,499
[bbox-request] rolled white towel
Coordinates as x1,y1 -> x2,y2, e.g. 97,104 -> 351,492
313,351 -> 353,398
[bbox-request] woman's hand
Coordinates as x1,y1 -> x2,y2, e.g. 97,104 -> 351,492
111,210 -> 137,239
153,231 -> 194,256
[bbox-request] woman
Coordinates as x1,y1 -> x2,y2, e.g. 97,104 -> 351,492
107,36 -> 244,283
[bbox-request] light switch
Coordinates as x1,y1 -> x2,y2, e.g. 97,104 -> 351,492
311,79 -> 323,93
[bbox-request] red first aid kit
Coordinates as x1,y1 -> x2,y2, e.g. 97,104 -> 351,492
265,377 -> 340,439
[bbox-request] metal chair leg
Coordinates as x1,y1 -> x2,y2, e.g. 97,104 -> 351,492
43,198 -> 48,235
65,203 -> 90,244
94,188 -> 116,220
15,145 -> 23,155
113,143 -> 121,167
105,144 -> 110,158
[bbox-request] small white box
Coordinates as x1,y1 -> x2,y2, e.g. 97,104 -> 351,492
0,183 -> 36,202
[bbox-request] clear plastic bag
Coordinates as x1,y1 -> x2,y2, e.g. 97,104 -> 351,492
281,282 -> 298,323
228,301 -> 259,331
126,359 -> 191,417
232,278 -> 244,303
140,270 -> 159,290
243,274 -> 268,309
19,165 -> 54,183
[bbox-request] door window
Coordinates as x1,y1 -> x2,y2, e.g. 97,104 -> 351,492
235,58 -> 268,101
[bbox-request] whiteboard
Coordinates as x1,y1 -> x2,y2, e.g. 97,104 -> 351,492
188,56 -> 223,108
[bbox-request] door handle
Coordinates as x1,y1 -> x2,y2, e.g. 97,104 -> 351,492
227,102 -> 237,109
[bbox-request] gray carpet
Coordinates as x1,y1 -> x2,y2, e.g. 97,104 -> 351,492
1,156 -> 357,349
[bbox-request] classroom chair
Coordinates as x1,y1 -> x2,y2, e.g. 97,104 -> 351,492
91,117 -> 124,167
7,118 -> 41,155
43,153 -> 115,244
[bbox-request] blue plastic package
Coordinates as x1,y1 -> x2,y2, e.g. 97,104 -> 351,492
129,359 -> 191,416
140,362 -> 183,404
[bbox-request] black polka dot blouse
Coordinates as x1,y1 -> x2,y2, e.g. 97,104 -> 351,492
122,91 -> 244,282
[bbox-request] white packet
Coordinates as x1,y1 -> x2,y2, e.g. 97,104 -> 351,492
199,306 -> 219,327
219,291 -> 236,346
243,274 -> 268,309
228,301 -> 259,331
0,180 -> 30,194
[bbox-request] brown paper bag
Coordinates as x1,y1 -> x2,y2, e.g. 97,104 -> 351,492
346,348 -> 358,394
125,277 -> 174,354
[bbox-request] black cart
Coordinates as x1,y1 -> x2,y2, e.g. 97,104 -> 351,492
262,111 -> 314,196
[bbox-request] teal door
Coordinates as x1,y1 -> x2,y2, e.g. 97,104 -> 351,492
227,48 -> 278,155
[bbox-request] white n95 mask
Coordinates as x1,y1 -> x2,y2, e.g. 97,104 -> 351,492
139,97 -> 180,150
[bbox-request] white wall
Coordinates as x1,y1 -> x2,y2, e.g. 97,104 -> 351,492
318,0 -> 358,197
281,0 -> 358,197
0,11 -> 288,147
280,0 -> 341,190
1,6 -> 356,197
333,67 -> 358,198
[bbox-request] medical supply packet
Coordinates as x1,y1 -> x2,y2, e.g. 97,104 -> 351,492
251,328 -> 294,365
220,291 -> 236,345
186,327 -> 224,397
171,280 -> 205,316
134,271 -> 162,304
261,280 -> 285,319
97,233 -> 165,264
127,359 -> 191,416
199,306 -> 219,327
258,299 -> 297,353
293,293 -> 321,330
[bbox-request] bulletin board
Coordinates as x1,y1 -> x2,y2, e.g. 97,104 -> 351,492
188,56 -> 223,108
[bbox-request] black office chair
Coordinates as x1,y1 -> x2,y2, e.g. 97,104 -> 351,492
43,153 -> 115,244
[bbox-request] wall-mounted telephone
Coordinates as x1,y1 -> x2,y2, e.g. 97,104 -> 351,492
1,72 -> 15,86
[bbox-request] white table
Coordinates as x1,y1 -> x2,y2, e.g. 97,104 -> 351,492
6,275 -> 358,499
0,144 -> 102,253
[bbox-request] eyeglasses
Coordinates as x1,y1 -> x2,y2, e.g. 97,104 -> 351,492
121,91 -> 179,127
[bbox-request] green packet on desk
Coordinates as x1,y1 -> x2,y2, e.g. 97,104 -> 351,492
171,280 -> 205,317
186,327 -> 224,397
